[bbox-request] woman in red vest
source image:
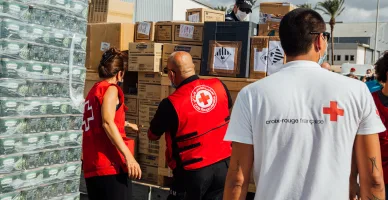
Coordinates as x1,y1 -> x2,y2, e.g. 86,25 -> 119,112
82,48 -> 141,200
372,51 -> 388,200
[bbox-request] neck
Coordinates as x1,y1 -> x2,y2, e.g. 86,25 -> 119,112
105,77 -> 117,84
286,54 -> 318,63
382,84 -> 388,96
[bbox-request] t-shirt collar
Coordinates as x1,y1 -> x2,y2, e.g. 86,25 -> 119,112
282,60 -> 322,69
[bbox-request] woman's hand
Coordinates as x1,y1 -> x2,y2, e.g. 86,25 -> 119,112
126,156 -> 142,180
125,122 -> 139,131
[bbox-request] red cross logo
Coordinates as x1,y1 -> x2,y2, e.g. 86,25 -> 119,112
83,100 -> 94,131
199,93 -> 210,105
323,101 -> 344,122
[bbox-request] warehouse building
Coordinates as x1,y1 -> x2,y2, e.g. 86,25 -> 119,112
326,22 -> 388,65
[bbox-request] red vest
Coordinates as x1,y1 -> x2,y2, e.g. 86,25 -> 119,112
372,92 -> 388,183
82,81 -> 129,178
167,78 -> 232,170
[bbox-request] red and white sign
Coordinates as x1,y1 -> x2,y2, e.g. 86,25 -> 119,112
191,85 -> 217,113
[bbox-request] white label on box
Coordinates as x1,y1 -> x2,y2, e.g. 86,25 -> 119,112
188,13 -> 200,22
179,25 -> 194,39
213,47 -> 235,71
267,41 -> 285,75
268,41 -> 284,66
254,48 -> 269,72
100,42 -> 110,52
137,22 -> 151,36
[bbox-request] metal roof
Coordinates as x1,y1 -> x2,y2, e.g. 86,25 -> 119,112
326,22 -> 388,37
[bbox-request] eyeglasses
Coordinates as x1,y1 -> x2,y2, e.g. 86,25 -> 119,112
310,31 -> 331,41
163,67 -> 175,74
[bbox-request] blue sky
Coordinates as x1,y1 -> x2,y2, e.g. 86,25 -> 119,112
201,0 -> 388,23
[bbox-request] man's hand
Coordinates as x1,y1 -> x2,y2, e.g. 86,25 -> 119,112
349,179 -> 360,200
125,122 -> 139,131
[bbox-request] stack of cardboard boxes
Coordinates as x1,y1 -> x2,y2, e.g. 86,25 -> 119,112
249,2 -> 296,79
127,42 -> 171,184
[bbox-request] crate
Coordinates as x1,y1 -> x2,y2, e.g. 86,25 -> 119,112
186,8 -> 225,23
200,22 -> 258,78
88,0 -> 134,23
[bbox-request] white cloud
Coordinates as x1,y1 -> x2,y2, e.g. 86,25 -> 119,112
201,0 -> 387,23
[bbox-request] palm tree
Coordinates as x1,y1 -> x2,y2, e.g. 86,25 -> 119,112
214,6 -> 228,12
298,3 -> 312,9
315,0 -> 345,65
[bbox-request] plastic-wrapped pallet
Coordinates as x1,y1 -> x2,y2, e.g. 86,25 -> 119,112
0,0 -> 87,199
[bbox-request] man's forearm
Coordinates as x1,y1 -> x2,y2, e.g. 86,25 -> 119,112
359,156 -> 385,200
223,161 -> 249,200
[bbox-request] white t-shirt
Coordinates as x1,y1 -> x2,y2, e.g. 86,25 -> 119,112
224,61 -> 386,200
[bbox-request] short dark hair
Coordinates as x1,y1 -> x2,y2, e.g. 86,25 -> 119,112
98,47 -> 128,79
375,52 -> 388,82
279,8 -> 326,57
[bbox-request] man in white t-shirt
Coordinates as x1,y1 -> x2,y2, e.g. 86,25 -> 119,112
223,8 -> 386,200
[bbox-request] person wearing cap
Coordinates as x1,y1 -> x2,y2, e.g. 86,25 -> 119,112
225,0 -> 253,22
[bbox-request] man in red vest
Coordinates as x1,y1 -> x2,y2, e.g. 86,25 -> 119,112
148,51 -> 233,200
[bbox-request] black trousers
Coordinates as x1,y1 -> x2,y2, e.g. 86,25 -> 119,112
167,168 -> 186,200
85,173 -> 132,200
183,158 -> 230,200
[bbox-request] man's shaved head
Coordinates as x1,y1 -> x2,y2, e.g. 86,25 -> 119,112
167,51 -> 197,87
168,51 -> 195,75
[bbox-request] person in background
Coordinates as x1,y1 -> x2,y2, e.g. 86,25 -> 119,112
223,8 -> 385,200
225,0 -> 253,22
371,52 -> 388,200
82,48 -> 141,200
147,52 -> 233,200
362,69 -> 376,82
321,62 -> 331,70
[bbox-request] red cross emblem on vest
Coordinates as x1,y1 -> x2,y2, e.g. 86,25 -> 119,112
323,101 -> 344,122
83,100 -> 94,131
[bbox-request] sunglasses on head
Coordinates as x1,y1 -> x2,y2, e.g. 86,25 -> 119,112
310,31 -> 331,41
163,67 -> 175,74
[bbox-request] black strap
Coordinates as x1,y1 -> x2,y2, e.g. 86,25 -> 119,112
181,158 -> 203,167
175,132 -> 198,142
177,142 -> 201,153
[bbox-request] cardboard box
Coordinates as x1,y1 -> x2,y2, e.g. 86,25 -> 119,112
260,2 -> 297,15
135,22 -> 155,42
138,84 -> 169,100
127,135 -> 138,159
124,95 -> 138,116
139,138 -> 160,156
155,22 -> 204,45
86,23 -> 134,71
267,37 -> 286,75
138,72 -> 163,85
140,165 -> 159,184
207,41 -> 242,77
139,154 -> 159,167
186,8 -> 225,23
173,22 -> 204,45
162,44 -> 202,62
88,0 -> 134,23
250,37 -> 270,79
84,70 -> 100,97
162,44 -> 202,74
128,55 -> 162,72
128,42 -> 163,55
258,21 -> 280,36
139,99 -> 160,124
